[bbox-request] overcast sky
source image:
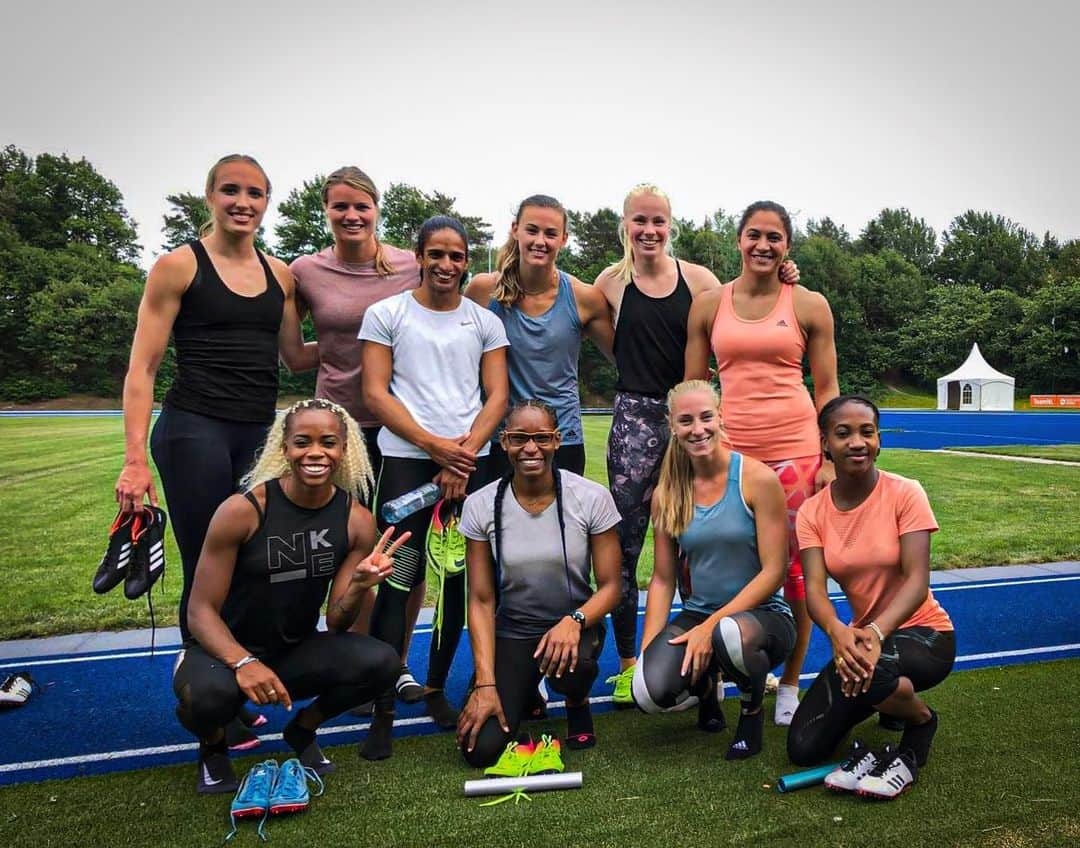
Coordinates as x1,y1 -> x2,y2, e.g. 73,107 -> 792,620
4,0 -> 1077,269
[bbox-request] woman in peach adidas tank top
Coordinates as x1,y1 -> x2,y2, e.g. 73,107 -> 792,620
685,200 -> 839,728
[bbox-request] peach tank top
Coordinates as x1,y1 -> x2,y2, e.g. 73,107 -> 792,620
711,282 -> 820,461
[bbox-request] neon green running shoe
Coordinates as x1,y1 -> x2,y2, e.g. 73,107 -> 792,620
484,739 -> 536,778
528,734 -> 564,775
606,665 -> 635,709
427,499 -> 467,648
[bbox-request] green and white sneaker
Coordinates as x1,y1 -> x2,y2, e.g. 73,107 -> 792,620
528,734 -> 564,775
484,739 -> 537,778
427,499 -> 467,648
606,666 -> 636,709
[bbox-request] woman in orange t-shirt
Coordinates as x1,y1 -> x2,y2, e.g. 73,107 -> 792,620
787,396 -> 955,799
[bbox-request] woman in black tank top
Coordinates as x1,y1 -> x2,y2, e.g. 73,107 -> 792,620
174,399 -> 405,794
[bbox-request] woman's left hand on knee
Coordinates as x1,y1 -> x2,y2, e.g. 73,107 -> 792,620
669,624 -> 713,685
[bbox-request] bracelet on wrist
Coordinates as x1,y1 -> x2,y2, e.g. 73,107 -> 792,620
473,683 -> 497,690
231,655 -> 261,671
866,622 -> 885,644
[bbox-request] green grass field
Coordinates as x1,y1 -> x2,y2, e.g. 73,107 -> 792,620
951,444 -> 1080,463
2,660 -> 1077,847
1,417 -> 1078,640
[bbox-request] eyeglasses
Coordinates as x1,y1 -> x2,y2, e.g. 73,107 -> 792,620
502,430 -> 560,447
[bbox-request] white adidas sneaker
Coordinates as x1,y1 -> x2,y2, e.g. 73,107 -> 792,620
824,739 -> 878,792
0,671 -> 35,708
857,745 -> 918,799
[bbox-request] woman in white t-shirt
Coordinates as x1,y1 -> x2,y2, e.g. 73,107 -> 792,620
456,400 -> 622,771
358,216 -> 509,760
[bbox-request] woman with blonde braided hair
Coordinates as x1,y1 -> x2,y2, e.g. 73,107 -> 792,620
175,399 -> 407,794
466,194 -> 613,478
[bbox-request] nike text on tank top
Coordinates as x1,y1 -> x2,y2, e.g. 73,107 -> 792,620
489,271 -> 584,444
219,479 -> 351,658
612,261 -> 693,398
677,452 -> 791,618
711,283 -> 819,461
164,240 -> 284,424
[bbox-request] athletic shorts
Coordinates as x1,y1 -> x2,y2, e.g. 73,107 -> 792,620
762,454 -> 822,602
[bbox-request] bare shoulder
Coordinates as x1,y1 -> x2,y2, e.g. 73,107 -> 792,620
148,244 -> 198,293
211,490 -> 262,539
689,285 -> 723,315
593,264 -> 621,292
741,456 -> 785,500
678,260 -> 722,296
464,271 -> 498,304
263,253 -> 296,293
570,274 -> 605,306
792,284 -> 831,313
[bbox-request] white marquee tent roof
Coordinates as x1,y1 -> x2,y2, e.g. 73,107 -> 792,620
937,343 -> 1014,385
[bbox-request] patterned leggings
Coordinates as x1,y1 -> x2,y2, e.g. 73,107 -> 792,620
606,392 -> 670,659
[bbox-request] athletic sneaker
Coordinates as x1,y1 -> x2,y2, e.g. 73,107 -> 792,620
824,739 -> 879,793
396,666 -> 425,704
225,759 -> 278,842
857,745 -> 918,800
528,734 -> 565,775
269,757 -> 324,816
0,671 -> 35,708
426,499 -> 467,648
124,506 -> 168,600
93,510 -> 137,594
197,746 -> 239,795
483,738 -> 537,778
774,684 -> 800,727
226,715 -> 265,752
606,666 -> 635,709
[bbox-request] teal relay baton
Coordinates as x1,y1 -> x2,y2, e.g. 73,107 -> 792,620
775,762 -> 842,793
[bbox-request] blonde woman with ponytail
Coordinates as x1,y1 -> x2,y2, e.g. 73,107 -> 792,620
466,194 -> 613,478
594,184 -> 799,705
633,380 -> 793,762
176,398 -> 407,794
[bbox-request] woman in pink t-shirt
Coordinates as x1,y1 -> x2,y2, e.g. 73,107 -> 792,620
787,396 -> 955,800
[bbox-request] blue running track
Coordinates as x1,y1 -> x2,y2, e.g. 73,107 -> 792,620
1,564 -> 1077,787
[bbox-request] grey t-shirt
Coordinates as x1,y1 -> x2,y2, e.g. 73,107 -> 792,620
460,471 -> 621,638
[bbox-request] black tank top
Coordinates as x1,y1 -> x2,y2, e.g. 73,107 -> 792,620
164,240 -> 284,423
220,479 -> 351,658
612,261 -> 693,397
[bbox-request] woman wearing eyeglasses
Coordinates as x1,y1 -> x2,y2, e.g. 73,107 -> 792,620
456,400 -> 622,768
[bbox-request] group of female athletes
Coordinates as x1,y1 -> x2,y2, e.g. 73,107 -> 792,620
115,154 -> 954,799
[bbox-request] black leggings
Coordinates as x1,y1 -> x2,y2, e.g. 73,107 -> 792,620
172,632 -> 399,739
370,455 -> 487,689
462,624 -> 606,768
787,627 -> 956,766
486,442 -> 586,481
607,392 -> 670,659
150,405 -> 269,641
635,609 -> 795,713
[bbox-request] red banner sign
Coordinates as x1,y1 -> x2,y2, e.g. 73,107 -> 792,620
1030,395 -> 1080,408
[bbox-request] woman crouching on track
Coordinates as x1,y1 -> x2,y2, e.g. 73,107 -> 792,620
633,380 -> 794,761
456,400 -> 622,771
787,395 -> 954,799
173,399 -> 404,794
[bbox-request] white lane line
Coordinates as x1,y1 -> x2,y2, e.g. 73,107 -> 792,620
933,449 -> 1080,466
4,575 -> 1079,669
2,645 -> 1076,776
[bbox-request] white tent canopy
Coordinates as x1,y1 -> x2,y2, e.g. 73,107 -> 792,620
936,343 -> 1015,410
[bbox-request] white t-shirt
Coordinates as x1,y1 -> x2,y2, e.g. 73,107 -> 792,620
358,291 -> 509,459
460,471 -> 621,638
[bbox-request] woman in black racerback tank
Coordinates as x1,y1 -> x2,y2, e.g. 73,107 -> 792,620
174,399 -> 405,794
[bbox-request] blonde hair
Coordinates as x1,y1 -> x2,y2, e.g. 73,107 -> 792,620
651,380 -> 721,538
321,166 -> 396,277
611,183 -> 676,283
492,195 -> 567,307
199,154 -> 271,238
241,399 -> 374,503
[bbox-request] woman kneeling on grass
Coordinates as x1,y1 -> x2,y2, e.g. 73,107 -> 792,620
787,395 -> 954,799
173,399 -> 406,794
456,400 -> 622,772
633,380 -> 794,761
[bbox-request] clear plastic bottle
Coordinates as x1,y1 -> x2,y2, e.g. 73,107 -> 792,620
380,482 -> 441,524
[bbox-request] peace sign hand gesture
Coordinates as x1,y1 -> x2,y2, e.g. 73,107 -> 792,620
351,526 -> 412,590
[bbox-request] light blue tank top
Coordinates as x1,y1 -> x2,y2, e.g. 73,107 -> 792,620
678,452 -> 791,618
489,271 -> 584,445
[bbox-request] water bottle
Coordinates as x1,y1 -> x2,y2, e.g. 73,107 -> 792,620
381,482 -> 441,524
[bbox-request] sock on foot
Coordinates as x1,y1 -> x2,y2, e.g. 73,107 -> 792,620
725,706 -> 764,761
899,708 -> 938,767
565,702 -> 595,749
360,708 -> 395,761
774,684 -> 799,726
424,690 -> 459,729
284,713 -> 335,775
697,682 -> 727,733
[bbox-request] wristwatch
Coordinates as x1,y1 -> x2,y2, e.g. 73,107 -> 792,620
570,610 -> 586,627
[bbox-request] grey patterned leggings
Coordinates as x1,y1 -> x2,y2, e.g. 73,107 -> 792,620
606,392 -> 671,659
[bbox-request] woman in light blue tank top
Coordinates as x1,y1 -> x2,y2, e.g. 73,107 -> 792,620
631,380 -> 796,761
465,195 -> 614,479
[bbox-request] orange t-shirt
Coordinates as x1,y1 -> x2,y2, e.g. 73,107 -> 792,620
796,471 -> 952,631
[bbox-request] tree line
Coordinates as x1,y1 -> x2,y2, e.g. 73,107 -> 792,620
2,143 -> 1077,404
